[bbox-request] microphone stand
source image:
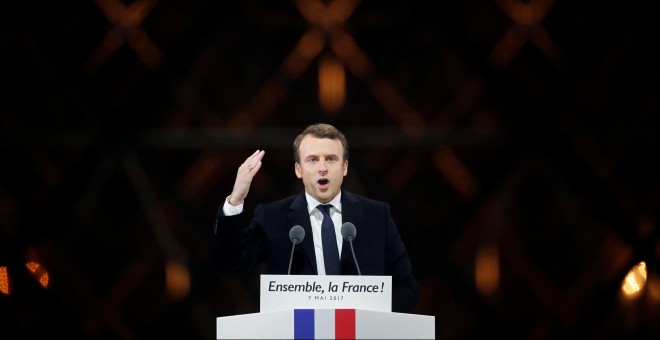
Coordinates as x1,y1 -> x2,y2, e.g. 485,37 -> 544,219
347,240 -> 361,276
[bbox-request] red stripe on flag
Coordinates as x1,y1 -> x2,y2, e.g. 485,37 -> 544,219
335,309 -> 355,339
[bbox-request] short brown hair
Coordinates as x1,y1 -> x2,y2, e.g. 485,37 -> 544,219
293,123 -> 349,163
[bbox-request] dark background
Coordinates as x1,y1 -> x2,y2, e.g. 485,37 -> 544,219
1,0 -> 659,338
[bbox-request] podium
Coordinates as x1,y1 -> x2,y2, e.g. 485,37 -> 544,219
216,308 -> 434,339
216,275 -> 435,339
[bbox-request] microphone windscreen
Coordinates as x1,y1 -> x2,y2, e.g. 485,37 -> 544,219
289,225 -> 305,244
341,222 -> 357,241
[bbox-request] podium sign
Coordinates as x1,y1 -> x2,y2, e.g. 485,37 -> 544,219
260,275 -> 392,313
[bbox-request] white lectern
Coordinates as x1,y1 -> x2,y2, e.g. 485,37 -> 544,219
216,275 -> 435,339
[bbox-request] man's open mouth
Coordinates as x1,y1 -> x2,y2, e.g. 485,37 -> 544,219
318,179 -> 329,185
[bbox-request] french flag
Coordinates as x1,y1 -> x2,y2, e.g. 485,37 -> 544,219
294,309 -> 356,339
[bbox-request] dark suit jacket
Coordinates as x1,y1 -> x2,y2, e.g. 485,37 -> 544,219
212,190 -> 419,313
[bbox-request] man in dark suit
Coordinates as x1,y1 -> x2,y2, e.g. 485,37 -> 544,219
213,123 -> 419,313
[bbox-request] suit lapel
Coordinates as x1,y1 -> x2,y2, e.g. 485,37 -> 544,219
287,193 -> 317,274
339,190 -> 362,261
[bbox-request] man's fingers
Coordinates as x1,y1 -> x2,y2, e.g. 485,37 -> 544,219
251,161 -> 263,173
241,150 -> 265,173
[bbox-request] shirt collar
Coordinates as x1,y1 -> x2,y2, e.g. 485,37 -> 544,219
305,191 -> 342,215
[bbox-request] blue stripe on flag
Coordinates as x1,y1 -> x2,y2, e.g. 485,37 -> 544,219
294,309 -> 314,339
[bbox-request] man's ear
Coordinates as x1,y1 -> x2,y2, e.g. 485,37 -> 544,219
343,160 -> 348,176
294,162 -> 302,178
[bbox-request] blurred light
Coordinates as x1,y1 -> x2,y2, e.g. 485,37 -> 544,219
475,243 -> 500,296
318,55 -> 345,112
329,30 -> 371,78
282,30 -> 325,77
180,151 -> 222,200
0,266 -> 9,295
433,146 -> 478,198
166,261 -> 190,300
370,78 -> 425,130
620,261 -> 647,297
88,0 -> 163,72
489,0 -> 567,71
26,262 -> 49,289
647,272 -> 660,302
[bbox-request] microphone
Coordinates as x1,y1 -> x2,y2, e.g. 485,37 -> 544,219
341,222 -> 361,275
288,225 -> 305,275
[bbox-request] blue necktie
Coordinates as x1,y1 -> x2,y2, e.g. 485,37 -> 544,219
318,204 -> 341,275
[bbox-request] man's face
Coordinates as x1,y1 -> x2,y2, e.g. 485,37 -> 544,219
295,135 -> 348,203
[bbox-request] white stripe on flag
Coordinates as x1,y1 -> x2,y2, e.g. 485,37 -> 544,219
314,309 -> 335,339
